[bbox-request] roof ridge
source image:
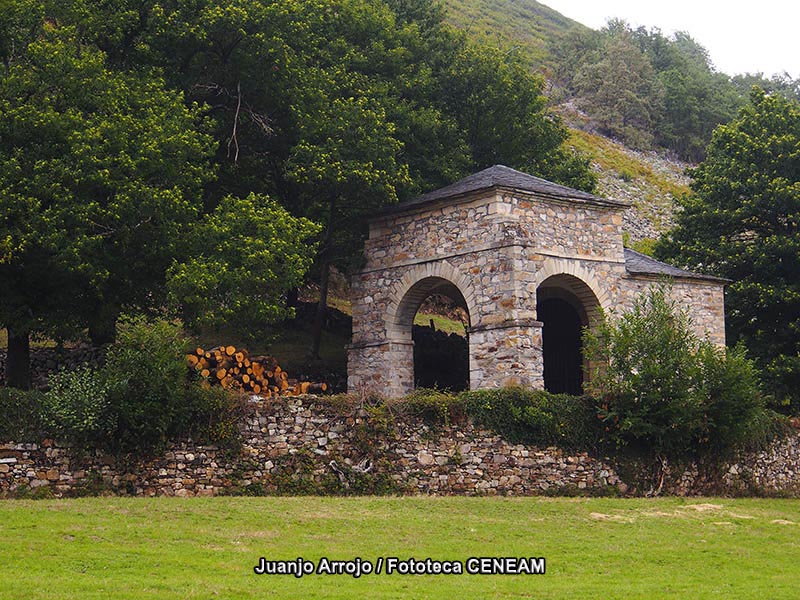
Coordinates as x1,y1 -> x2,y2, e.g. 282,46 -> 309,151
378,164 -> 628,216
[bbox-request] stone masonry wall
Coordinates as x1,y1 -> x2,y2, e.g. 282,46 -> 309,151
350,187 -> 727,396
0,346 -> 104,389
0,396 -> 621,497
1,397 -> 798,498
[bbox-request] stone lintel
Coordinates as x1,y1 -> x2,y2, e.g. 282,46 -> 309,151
468,318 -> 543,334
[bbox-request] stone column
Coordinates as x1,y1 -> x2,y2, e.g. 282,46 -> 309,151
468,319 -> 544,390
347,340 -> 415,398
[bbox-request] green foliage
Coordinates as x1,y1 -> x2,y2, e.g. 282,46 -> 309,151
556,20 -> 787,162
36,316 -> 243,454
186,385 -> 248,455
656,89 -> 800,412
694,343 -> 765,453
583,284 -> 772,459
629,237 -> 658,257
461,386 -> 597,450
400,387 -> 467,427
102,316 -> 201,453
167,193 -> 320,335
731,72 -> 800,103
438,40 -> 595,191
41,367 -> 112,448
630,28 -> 741,161
1,1 -> 598,380
0,20 -> 216,335
0,387 -> 46,442
573,26 -> 663,148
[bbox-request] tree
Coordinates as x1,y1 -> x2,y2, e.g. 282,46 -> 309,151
438,40 -> 596,191
732,72 -> 800,103
0,21 -> 216,387
560,21 -> 748,162
628,27 -> 740,161
167,193 -> 320,336
23,0 -> 596,363
656,88 -> 800,410
573,25 -> 663,148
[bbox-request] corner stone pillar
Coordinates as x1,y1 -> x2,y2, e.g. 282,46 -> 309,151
468,319 -> 544,390
347,340 -> 414,398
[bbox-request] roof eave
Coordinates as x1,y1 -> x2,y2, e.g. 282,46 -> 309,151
624,269 -> 732,285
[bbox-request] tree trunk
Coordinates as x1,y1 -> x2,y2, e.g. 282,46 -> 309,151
309,261 -> 330,360
6,325 -> 31,390
88,303 -> 120,346
309,194 -> 336,360
286,287 -> 299,310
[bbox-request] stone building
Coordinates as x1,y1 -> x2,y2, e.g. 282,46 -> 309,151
347,165 -> 726,397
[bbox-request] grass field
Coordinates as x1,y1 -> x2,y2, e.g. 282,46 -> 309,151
1,496 -> 798,599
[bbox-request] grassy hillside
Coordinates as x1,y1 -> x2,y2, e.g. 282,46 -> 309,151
443,0 -> 689,244
443,0 -> 588,65
567,128 -> 691,240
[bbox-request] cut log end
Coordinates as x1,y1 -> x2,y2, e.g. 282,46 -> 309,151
186,344 -> 328,397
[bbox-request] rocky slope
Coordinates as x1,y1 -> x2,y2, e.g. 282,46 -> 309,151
566,127 -> 692,245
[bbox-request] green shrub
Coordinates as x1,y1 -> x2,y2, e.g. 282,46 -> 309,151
38,316 -> 242,455
764,354 -> 800,413
583,283 -> 774,460
185,384 -> 247,454
0,387 -> 46,442
461,386 -> 597,450
400,388 -> 466,427
695,342 -> 766,453
41,367 -> 112,448
102,316 -> 195,452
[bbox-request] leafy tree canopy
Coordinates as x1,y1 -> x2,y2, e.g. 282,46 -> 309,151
167,193 -> 319,335
553,19 -> 800,162
0,21 -> 215,345
656,88 -> 800,410
2,0 -> 598,374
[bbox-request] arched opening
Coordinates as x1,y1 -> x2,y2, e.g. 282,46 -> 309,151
394,277 -> 470,392
536,274 -> 601,395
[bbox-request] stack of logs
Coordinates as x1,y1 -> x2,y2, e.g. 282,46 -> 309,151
186,346 -> 327,397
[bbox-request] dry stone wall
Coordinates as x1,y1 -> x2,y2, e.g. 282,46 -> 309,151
1,397 -> 798,498
0,346 -> 104,389
0,396 -> 621,497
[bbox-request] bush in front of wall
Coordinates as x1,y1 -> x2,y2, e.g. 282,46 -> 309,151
583,283 -> 785,462
461,386 -> 598,450
0,387 -> 47,442
37,315 -> 243,455
41,366 -> 113,449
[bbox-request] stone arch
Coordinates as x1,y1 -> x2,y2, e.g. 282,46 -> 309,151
533,258 -> 611,318
535,269 -> 603,395
385,261 -> 477,341
379,261 -> 477,392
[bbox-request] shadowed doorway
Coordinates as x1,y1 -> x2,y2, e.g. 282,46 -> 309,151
537,297 -> 583,395
536,274 -> 600,396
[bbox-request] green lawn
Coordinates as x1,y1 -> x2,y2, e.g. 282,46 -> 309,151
414,312 -> 467,336
1,496 -> 798,599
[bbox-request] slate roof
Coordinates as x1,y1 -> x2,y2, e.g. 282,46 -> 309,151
624,248 -> 729,283
380,164 -> 629,215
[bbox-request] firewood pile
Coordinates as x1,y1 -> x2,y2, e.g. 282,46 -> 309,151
186,345 -> 327,397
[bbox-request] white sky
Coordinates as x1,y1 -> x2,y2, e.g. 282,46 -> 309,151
541,0 -> 800,78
